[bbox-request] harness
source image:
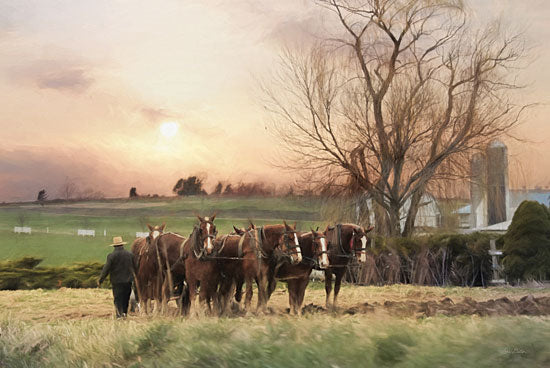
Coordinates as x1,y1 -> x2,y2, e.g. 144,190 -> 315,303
335,224 -> 353,259
200,226 -> 300,262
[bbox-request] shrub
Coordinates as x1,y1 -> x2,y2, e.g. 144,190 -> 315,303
503,200 -> 550,281
352,232 -> 495,286
0,257 -> 105,290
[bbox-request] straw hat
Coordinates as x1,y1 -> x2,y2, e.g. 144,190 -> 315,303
109,236 -> 127,247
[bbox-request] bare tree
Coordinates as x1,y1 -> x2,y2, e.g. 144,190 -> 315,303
16,212 -> 27,227
58,177 -> 78,201
263,0 -> 530,236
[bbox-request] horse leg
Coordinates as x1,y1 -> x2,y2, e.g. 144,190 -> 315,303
187,277 -> 198,317
287,280 -> 297,315
220,278 -> 235,316
244,276 -> 254,313
256,266 -> 269,314
206,277 -> 219,316
267,263 -> 277,299
235,277 -> 243,303
325,271 -> 333,309
333,269 -> 344,309
179,282 -> 190,316
296,277 -> 309,316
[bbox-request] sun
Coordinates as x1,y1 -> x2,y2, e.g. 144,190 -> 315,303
160,121 -> 179,138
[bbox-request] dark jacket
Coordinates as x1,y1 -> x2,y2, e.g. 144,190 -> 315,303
99,246 -> 136,284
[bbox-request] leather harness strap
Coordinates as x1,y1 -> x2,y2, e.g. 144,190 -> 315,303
217,234 -> 229,255
238,233 -> 246,258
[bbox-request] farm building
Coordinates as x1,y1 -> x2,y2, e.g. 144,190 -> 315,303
364,193 -> 442,231
457,189 -> 550,233
454,140 -> 550,233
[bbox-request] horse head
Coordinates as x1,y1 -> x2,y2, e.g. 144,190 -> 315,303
146,223 -> 166,247
280,221 -> 302,265
310,227 -> 329,269
196,214 -> 217,255
351,225 -> 374,263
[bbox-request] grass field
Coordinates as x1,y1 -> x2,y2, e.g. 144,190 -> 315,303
3,197 -> 549,366
0,196 -> 326,265
1,284 -> 550,367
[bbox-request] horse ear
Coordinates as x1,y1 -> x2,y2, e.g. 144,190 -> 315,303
210,213 -> 216,222
283,220 -> 291,231
197,215 -> 204,223
147,224 -> 153,232
316,226 -> 319,232
293,222 -> 297,229
366,225 -> 374,233
233,225 -> 242,235
160,223 -> 166,231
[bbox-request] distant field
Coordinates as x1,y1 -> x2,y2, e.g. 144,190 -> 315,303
0,196 -> 327,265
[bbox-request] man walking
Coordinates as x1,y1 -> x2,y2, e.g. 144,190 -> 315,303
98,236 -> 135,318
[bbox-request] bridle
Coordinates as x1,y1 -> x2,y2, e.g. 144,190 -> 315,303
279,228 -> 301,262
193,222 -> 218,259
331,224 -> 368,259
302,232 -> 328,268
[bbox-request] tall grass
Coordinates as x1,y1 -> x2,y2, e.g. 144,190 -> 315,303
1,315 -> 549,367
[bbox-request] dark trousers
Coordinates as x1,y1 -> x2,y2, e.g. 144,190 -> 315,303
112,282 -> 132,318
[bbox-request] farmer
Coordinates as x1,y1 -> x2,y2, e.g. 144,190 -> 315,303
98,236 -> 135,318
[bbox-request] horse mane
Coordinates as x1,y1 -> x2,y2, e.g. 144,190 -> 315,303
188,226 -> 202,256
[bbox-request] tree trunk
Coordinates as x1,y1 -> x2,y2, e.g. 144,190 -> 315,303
402,189 -> 425,237
388,202 -> 402,237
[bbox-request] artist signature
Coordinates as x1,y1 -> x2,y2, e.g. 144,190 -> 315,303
502,346 -> 527,355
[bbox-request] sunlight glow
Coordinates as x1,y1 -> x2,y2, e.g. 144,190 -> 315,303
160,121 -> 180,138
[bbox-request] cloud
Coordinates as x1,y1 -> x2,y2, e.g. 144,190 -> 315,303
264,16 -> 325,46
35,67 -> 93,93
140,107 -> 173,123
9,58 -> 95,94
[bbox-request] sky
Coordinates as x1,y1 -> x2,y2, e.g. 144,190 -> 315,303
0,0 -> 549,202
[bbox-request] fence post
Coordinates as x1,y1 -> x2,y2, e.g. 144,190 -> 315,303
488,239 -> 505,285
104,229 -> 107,237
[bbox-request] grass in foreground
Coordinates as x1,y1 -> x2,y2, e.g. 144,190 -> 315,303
1,315 -> 549,367
1,285 -> 550,367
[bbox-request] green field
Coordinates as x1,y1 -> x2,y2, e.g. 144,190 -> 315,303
0,197 -> 327,265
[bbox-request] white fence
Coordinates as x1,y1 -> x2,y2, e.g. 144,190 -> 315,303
77,229 -> 95,237
136,232 -> 149,238
14,226 -> 31,234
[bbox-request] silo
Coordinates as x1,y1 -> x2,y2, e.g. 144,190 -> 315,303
470,153 -> 487,229
486,140 -> 509,225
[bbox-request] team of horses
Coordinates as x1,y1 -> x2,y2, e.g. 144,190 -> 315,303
130,215 -> 373,316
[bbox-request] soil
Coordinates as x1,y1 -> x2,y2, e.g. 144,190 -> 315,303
340,294 -> 550,318
2,286 -> 550,322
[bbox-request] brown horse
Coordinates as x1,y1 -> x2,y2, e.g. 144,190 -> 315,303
156,230 -> 188,312
181,214 -> 220,316
132,224 -> 187,313
214,223 -> 255,315
215,221 -> 302,314
131,223 -> 166,313
323,223 -> 373,309
268,229 -> 329,315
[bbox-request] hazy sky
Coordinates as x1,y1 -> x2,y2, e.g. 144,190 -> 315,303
0,0 -> 549,201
